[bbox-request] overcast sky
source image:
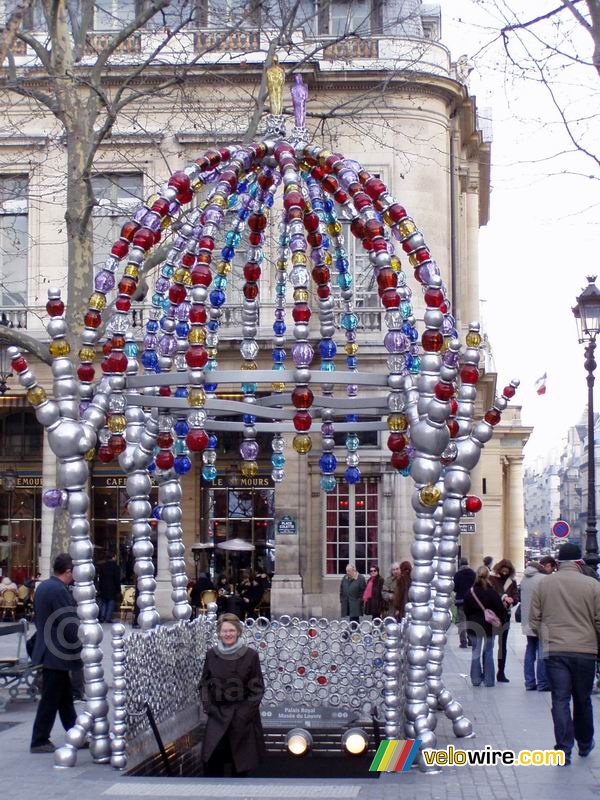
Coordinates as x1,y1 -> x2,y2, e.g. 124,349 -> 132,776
435,0 -> 600,465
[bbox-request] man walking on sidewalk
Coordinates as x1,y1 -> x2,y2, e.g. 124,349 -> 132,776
453,558 -> 476,648
530,542 -> 600,766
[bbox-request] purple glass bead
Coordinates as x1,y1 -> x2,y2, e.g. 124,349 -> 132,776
308,183 -> 321,199
168,201 -> 180,215
274,308 -> 285,321
94,270 -> 115,293
43,488 -> 68,509
142,211 -> 161,232
321,422 -> 335,436
133,207 -> 148,224
292,342 -> 314,368
384,331 -> 409,354
310,248 -> 325,265
441,317 -> 454,335
443,350 -> 460,367
239,150 -> 253,170
175,236 -> 189,249
289,234 -> 306,252
177,301 -> 191,321
342,159 -> 361,173
158,335 -> 177,356
347,384 -> 358,396
143,334 -> 157,349
240,440 -> 259,460
79,401 -> 90,416
205,208 -> 224,225
155,277 -> 170,293
346,331 -> 357,343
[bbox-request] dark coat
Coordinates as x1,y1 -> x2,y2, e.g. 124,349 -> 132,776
489,573 -> 519,621
363,575 -> 385,617
453,566 -> 476,605
190,575 -> 215,607
200,646 -> 266,773
340,574 -> 366,618
31,576 -> 82,671
96,559 -> 122,601
463,584 -> 507,638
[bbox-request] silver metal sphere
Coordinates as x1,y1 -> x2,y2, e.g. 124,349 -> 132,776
54,744 -> 77,768
453,717 -> 474,737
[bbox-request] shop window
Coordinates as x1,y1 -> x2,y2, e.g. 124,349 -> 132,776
0,411 -> 42,460
92,173 -> 143,272
0,174 -> 29,308
333,418 -> 379,448
0,483 -> 41,583
325,478 -> 378,575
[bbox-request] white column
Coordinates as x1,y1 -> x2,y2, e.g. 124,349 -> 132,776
507,456 -> 526,569
39,430 -> 56,578
154,519 -> 171,620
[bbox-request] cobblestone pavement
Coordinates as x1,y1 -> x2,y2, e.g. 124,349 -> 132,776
1,620 -> 598,799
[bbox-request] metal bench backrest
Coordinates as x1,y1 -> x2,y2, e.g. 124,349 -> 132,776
0,618 -> 28,663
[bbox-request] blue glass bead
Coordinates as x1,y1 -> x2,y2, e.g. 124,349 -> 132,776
400,301 -> 412,317
152,505 -> 163,520
221,245 -> 235,261
336,256 -> 349,269
141,351 -> 159,369
273,320 -> 286,335
174,439 -> 187,455
239,208 -> 250,221
320,475 -> 337,493
399,466 -> 412,477
202,465 -> 217,482
273,363 -> 285,371
273,348 -> 286,363
210,289 -> 225,307
346,434 -> 360,451
266,194 -> 274,208
161,297 -> 170,310
243,414 -> 256,425
124,342 -> 139,357
346,414 -> 359,423
319,339 -> 337,358
206,359 -> 217,371
280,233 -> 290,246
175,387 -> 188,398
174,456 -> 192,475
405,354 -> 414,370
160,316 -> 171,330
208,320 -> 219,332
174,420 -> 189,437
410,356 -> 421,374
147,461 -> 156,474
401,322 -> 412,336
175,322 -> 189,338
346,356 -> 358,368
324,199 -> 334,212
225,230 -> 241,246
271,453 -> 286,469
341,313 -> 358,331
409,327 -> 419,342
319,453 -> 337,473
238,181 -> 248,193
337,274 -> 352,291
162,265 -> 174,278
275,284 -> 286,297
147,320 -> 159,333
312,199 -> 324,210
321,235 -> 330,249
213,275 -> 227,290
249,184 -> 258,197
242,382 -> 257,393
344,466 -> 361,485
208,434 -> 218,449
320,361 -> 336,372
151,292 -> 163,308
205,383 -> 218,392
227,195 -> 238,209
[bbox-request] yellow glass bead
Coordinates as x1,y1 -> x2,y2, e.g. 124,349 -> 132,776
207,348 -> 218,358
146,193 -> 160,207
293,289 -> 309,302
271,382 -> 286,391
390,256 -> 402,272
327,222 -> 342,236
241,461 -> 258,477
241,361 -> 257,371
212,195 -> 227,209
420,485 -> 441,507
293,434 -> 312,454
88,292 -> 106,311
160,216 -> 172,231
124,265 -> 140,279
292,252 -> 307,265
189,388 -> 206,407
409,253 -> 420,268
388,413 -> 408,432
216,261 -> 232,275
397,219 -> 417,238
108,414 -> 126,434
345,342 -> 359,356
440,339 -> 450,353
78,347 -> 96,363
318,150 -> 332,165
191,178 -> 204,192
276,259 -> 287,270
198,200 -> 208,211
285,183 -> 299,193
466,332 -> 482,348
84,448 -> 95,462
49,339 -> 71,358
188,328 -> 206,345
324,251 -> 333,266
174,268 -> 192,285
26,386 -> 46,406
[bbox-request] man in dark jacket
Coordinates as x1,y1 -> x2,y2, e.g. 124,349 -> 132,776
453,558 -> 476,647
30,553 -> 82,753
96,551 -> 122,624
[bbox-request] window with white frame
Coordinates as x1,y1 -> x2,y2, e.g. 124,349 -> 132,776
325,478 -> 378,575
330,0 -> 371,36
91,172 -> 143,271
94,0 -> 138,31
0,175 -> 29,308
338,222 -> 378,308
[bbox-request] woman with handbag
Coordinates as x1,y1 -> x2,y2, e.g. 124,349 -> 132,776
463,566 -> 507,687
489,559 -> 519,682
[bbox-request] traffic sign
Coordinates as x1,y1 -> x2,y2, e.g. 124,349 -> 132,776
552,520 -> 570,539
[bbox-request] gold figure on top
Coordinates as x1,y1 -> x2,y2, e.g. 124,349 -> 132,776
266,55 -> 285,116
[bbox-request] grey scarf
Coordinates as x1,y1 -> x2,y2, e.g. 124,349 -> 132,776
215,637 -> 245,657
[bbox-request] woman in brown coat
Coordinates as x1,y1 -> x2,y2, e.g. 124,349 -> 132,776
200,613 -> 266,777
394,560 -> 412,620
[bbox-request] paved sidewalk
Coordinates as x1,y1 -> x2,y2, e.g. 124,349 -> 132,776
0,620 -> 598,799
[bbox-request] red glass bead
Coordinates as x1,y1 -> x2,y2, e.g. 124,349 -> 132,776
84,310 -> 102,328
422,330 -> 443,352
317,675 -> 327,686
195,156 -> 210,171
100,357 -> 113,374
109,435 -> 127,455
287,208 -> 303,221
181,253 -> 196,267
485,409 -> 501,426
387,204 -> 407,222
365,177 -> 386,200
115,297 -> 131,312
297,666 -> 306,675
243,282 -> 259,300
178,188 -> 193,205
132,228 -> 154,251
219,146 -> 231,160
387,433 -> 407,452
151,198 -> 170,216
326,154 -> 343,169
292,386 -> 314,409
257,172 -> 274,190
283,191 -> 303,210
111,239 -> 129,259
503,385 -> 516,398
220,169 -> 237,190
98,445 -> 114,463
169,284 -> 187,305
311,267 -> 330,285
434,382 -> 455,401
371,238 -> 388,253
187,429 -> 209,452
377,269 -> 397,290
391,450 -> 410,470
46,298 -> 65,317
415,248 -> 431,264
350,218 -> 365,239
311,166 -> 325,181
440,301 -> 449,314
111,352 -> 128,372
157,432 -> 174,449
307,232 -> 322,248
120,221 -> 139,241
465,495 -> 483,513
424,287 -> 444,308
189,306 -> 207,324
11,355 -> 28,373
168,171 -> 191,193
334,189 -> 349,204
317,285 -> 331,300
244,264 -> 261,282
197,252 -> 211,265
292,304 -> 311,323
365,219 -> 384,238
192,266 -> 212,286
198,236 -> 215,251
102,342 -> 111,356
381,290 -> 400,308
274,143 -> 294,160
308,628 -> 318,638
185,347 -> 208,369
112,335 -> 126,348
155,450 -> 174,470
77,364 -> 94,382
460,365 -> 480,384
248,213 -> 267,232
449,398 -> 459,416
248,232 -> 263,247
118,277 -> 137,296
353,192 -> 371,211
347,181 -> 361,196
205,149 -> 222,167
159,386 -> 171,397
293,411 -> 312,432
321,175 -> 338,194
447,419 -> 459,438
304,212 -> 320,233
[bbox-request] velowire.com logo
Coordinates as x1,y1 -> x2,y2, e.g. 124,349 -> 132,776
369,739 -> 422,772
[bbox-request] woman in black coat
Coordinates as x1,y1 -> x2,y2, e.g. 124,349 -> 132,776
200,613 -> 266,777
362,564 -> 385,618
463,566 -> 507,688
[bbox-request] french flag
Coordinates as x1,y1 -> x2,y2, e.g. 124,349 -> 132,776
535,372 -> 547,395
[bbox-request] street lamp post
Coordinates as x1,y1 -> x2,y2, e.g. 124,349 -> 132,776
572,276 -> 600,567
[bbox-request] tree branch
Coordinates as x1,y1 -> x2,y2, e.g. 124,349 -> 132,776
0,0 -> 34,65
0,326 -> 52,365
501,0 -> 585,33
